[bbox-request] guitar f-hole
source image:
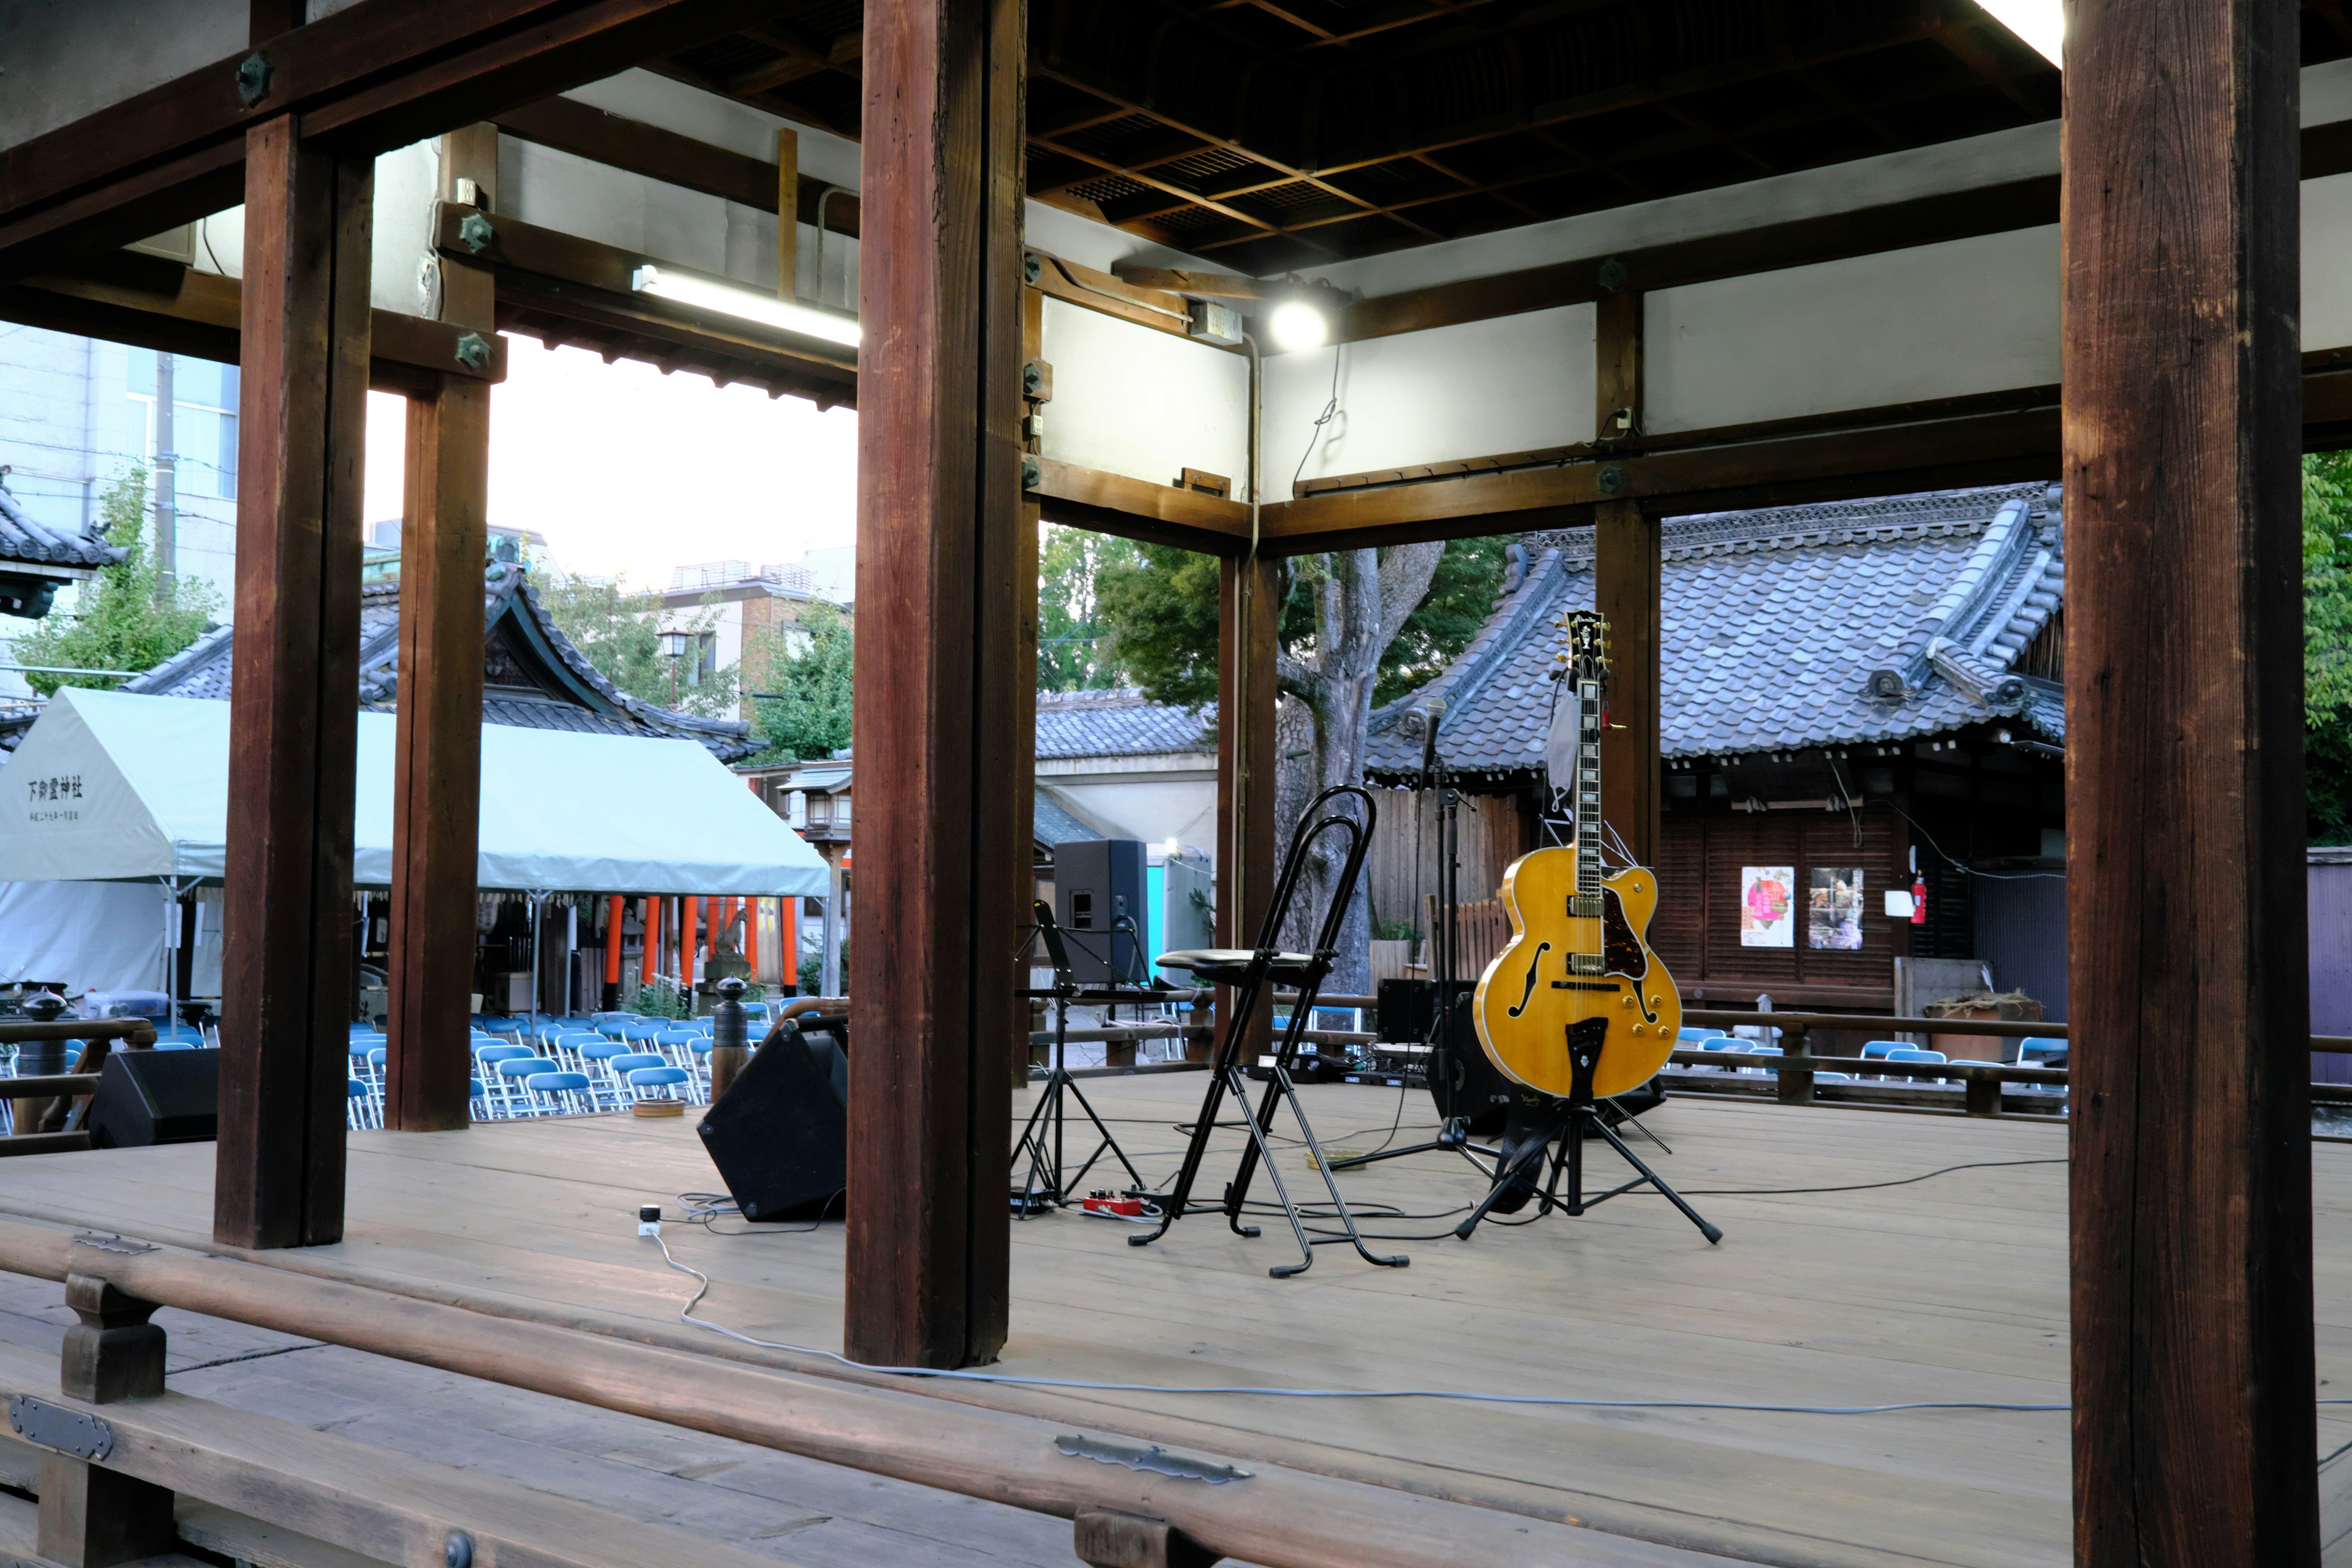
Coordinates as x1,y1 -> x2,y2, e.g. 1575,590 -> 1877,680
1507,942 -> 1551,1018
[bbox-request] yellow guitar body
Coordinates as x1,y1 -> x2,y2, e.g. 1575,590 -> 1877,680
1472,846 -> 1682,1101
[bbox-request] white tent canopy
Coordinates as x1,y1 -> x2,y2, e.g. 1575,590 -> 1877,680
0,688 -> 827,895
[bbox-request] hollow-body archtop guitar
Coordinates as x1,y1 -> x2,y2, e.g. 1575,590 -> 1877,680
1472,612 -> 1681,1100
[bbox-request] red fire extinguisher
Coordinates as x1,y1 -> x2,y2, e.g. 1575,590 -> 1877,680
1909,848 -> 1928,925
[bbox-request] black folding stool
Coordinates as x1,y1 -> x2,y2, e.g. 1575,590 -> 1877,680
1134,785 -> 1409,1278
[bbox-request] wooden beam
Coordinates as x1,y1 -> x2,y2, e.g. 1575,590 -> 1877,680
488,95 -> 861,237
845,0 -> 1022,1370
1028,458 -> 1251,553
1013,284 -> 1044,1091
215,116 -> 372,1251
1591,289 -> 1656,870
777,127 -> 799,300
2064,1 -> 2315,1562
1216,554 -> 1279,1069
0,260 -> 506,390
434,205 -> 856,386
1028,251 -> 1196,338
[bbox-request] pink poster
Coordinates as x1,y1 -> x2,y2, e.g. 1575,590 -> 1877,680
1740,865 -> 1795,948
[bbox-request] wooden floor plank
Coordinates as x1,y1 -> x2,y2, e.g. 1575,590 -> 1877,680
0,1084 -> 2344,1567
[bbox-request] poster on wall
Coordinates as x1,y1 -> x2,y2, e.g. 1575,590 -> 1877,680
1809,867 -> 1866,950
1740,865 -> 1796,947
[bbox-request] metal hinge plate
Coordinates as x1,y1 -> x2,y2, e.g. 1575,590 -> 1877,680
7,1395 -> 111,1461
1055,1433 -> 1250,1485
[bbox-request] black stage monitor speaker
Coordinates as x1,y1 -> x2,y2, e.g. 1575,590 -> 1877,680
1054,838 -> 1148,984
1432,991 -> 1515,1137
86,1047 -> 219,1149
696,1028 -> 848,1221
1376,978 -> 1437,1045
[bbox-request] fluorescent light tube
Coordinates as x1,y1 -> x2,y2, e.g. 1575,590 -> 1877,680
1977,0 -> 2062,67
630,265 -> 861,348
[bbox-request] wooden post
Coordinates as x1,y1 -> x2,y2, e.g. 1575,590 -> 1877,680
1592,288 -> 1658,869
2064,2 -> 2315,1562
848,0 -> 1023,1368
780,897 -> 797,991
682,894 -> 700,993
386,123 -> 494,1131
1216,554 -> 1279,1066
639,896 -> 658,991
215,113 -> 371,1250
40,1274 -> 174,1567
777,127 -> 800,300
603,894 -> 625,1006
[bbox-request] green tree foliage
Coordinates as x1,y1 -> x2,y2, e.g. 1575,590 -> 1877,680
1092,536 -> 1508,709
12,467 -> 219,696
538,576 -> 739,720
1036,524 -> 1135,692
2306,454 -> 2352,842
748,601 -> 855,760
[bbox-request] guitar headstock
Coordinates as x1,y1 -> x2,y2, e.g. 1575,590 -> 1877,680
1559,610 -> 1610,690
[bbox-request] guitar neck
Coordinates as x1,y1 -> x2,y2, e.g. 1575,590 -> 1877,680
1576,675 -> 1602,901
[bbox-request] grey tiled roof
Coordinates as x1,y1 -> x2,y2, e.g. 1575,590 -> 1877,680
1035,688 -> 1213,759
1365,483 -> 2067,780
1033,790 -> 1101,848
124,564 -> 758,761
0,484 -> 126,571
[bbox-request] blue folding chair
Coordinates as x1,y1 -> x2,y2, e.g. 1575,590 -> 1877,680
346,1078 -> 376,1130
1887,1046 -> 1950,1085
624,1064 -> 693,1106
2019,1036 -> 2066,1066
469,1076 -> 492,1121
652,1027 -> 701,1073
606,1052 -> 668,1107
524,1070 -> 594,1116
491,1056 -> 562,1115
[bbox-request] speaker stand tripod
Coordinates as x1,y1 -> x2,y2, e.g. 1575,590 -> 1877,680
1452,1019 -> 1722,1245
1014,903 -> 1145,1212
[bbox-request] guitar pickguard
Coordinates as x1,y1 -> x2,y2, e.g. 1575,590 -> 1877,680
1600,886 -> 1647,982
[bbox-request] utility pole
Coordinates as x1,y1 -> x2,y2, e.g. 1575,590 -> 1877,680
153,352 -> 176,597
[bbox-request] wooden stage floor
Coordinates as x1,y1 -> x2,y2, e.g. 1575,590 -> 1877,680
4,1077 -> 2350,1568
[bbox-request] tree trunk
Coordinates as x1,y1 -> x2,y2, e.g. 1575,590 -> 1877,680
1274,543 -> 1444,993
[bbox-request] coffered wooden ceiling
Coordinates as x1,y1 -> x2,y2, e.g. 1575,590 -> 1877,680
658,1 -> 2352,275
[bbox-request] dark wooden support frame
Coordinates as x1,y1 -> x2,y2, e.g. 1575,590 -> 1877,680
1215,554 -> 1280,1069
844,0 -> 1023,1370
1592,288 -> 1659,869
215,114 -> 372,1250
2064,2 -> 2316,1561
386,126 -> 497,1132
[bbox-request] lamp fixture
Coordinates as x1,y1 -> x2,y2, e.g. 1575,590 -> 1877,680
657,628 -> 692,662
1975,0 -> 2061,66
630,264 -> 861,348
1268,298 -> 1330,353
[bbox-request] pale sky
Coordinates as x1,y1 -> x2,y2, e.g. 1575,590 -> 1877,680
362,334 -> 859,589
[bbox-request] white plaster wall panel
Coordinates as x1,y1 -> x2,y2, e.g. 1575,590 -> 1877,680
565,71 -> 863,190
369,141 -> 440,315
0,0 -> 244,146
1644,226 -> 2060,434
1039,298 -> 1248,492
1261,305 -> 1595,500
2304,173 -> 2352,350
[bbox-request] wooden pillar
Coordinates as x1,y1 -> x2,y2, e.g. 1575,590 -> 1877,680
639,897 -> 658,990
2064,2 -> 2315,1562
780,897 -> 798,990
1592,287 -> 1658,869
682,894 -> 700,991
603,895 -> 625,1005
386,122 -> 493,1130
846,0 -> 1022,1369
777,128 -> 800,300
1216,554 -> 1279,1064
214,113 -> 371,1250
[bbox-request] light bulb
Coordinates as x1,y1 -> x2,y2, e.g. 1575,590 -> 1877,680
1268,299 -> 1329,352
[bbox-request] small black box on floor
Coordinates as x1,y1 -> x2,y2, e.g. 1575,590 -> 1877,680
86,1047 -> 219,1149
1053,838 -> 1148,984
696,1027 -> 847,1221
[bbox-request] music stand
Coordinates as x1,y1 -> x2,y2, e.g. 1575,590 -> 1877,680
1134,785 -> 1409,1278
1012,902 -> 1146,1211
1330,703 -> 1504,1180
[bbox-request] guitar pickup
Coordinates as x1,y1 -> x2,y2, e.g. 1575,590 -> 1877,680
1569,895 -> 1603,918
1553,979 -> 1619,991
1569,953 -> 1605,975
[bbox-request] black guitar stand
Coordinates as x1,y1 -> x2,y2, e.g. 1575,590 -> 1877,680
1012,902 -> 1145,1212
1134,786 -> 1409,1278
1452,1019 -> 1721,1245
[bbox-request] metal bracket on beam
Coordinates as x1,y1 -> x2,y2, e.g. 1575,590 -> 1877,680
7,1395 -> 113,1461
1054,1433 -> 1251,1484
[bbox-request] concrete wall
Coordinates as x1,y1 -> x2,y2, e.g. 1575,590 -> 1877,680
1039,299 -> 1249,496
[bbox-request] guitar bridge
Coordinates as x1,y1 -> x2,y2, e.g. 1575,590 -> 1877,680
1569,894 -> 1603,918
1569,952 -> 1605,975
